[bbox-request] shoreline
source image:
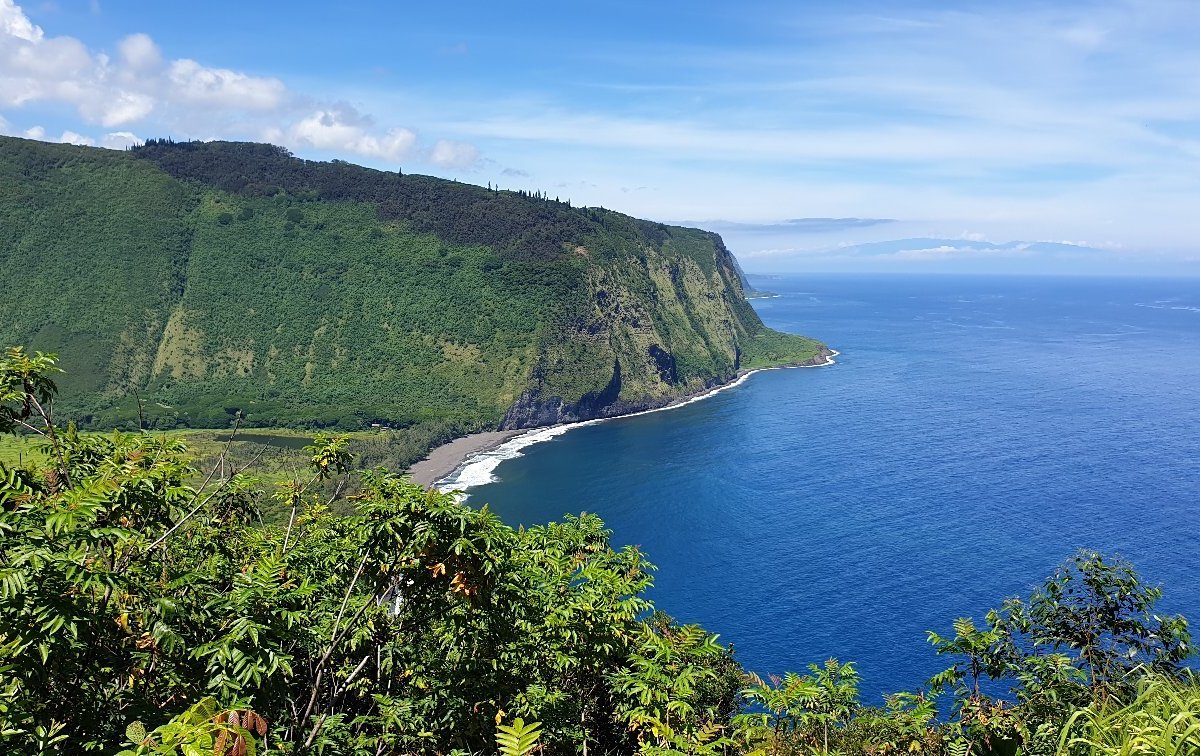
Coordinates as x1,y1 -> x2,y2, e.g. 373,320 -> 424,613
406,430 -> 525,486
412,348 -> 839,494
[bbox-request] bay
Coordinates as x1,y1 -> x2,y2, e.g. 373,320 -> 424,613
463,273 -> 1200,700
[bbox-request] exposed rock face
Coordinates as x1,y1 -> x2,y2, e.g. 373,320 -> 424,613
500,359 -> 624,427
500,344 -> 835,430
499,230 -> 828,430
647,345 -> 679,385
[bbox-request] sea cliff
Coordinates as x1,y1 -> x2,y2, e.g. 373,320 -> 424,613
0,135 -> 826,434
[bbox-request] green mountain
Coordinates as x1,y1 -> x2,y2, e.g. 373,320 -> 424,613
0,136 -> 827,433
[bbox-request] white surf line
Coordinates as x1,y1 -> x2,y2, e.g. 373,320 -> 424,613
435,349 -> 839,495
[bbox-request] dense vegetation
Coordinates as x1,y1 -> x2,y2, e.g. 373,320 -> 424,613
0,136 -> 824,446
2,349 -> 1195,755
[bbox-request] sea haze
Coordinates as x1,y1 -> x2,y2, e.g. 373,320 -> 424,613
464,274 -> 1200,700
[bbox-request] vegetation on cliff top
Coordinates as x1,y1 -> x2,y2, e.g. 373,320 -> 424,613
0,136 -> 823,440
1,349 -> 1195,755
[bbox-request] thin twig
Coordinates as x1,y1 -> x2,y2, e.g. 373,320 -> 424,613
333,653 -> 372,703
25,392 -> 70,488
299,555 -> 375,747
188,416 -> 244,506
324,477 -> 348,508
141,445 -> 265,555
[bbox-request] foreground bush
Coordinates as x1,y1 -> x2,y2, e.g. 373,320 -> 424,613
1,348 -> 739,753
1059,674 -> 1200,756
1,347 -> 1194,754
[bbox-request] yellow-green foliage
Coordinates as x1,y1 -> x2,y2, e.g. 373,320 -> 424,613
740,328 -> 827,370
1060,675 -> 1200,756
0,433 -> 43,467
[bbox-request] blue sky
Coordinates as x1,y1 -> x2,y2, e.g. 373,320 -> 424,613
2,0 -> 1199,274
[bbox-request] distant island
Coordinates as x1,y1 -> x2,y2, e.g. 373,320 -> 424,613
0,136 -> 825,466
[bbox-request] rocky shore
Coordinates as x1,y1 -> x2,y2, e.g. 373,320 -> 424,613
499,345 -> 836,429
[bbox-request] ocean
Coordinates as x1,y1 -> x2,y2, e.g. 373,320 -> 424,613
444,273 -> 1200,701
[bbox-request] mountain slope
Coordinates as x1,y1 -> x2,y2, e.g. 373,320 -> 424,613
0,136 -> 828,432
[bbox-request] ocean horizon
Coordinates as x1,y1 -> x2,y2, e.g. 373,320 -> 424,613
450,273 -> 1200,700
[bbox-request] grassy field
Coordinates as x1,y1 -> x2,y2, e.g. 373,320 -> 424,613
0,425 -> 448,522
0,434 -> 45,467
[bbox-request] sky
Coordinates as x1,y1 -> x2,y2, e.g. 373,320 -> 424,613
1,0 -> 1198,274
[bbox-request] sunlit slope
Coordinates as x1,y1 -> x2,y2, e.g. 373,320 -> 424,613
0,136 -> 826,430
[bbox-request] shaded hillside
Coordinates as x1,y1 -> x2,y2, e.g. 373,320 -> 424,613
0,136 -> 827,432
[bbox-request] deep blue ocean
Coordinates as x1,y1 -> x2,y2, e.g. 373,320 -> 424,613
462,274 -> 1200,701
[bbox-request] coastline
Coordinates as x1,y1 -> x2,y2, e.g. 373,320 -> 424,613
406,430 -> 524,486
413,348 -> 839,495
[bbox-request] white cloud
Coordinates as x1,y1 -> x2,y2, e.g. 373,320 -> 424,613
0,1 -> 475,166
101,129 -> 139,149
448,111 -> 1132,169
0,0 -> 41,41
286,106 -> 416,162
19,124 -> 97,145
738,247 -> 814,260
166,58 -> 286,111
83,90 -> 154,127
430,139 -> 479,168
1058,239 -> 1123,250
428,2 -> 1200,258
117,32 -> 159,70
0,33 -> 94,108
0,7 -> 155,124
58,129 -> 92,145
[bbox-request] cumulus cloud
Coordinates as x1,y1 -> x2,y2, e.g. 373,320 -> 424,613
58,129 -> 93,145
430,139 -> 479,168
0,0 -> 41,41
166,59 -> 286,111
117,32 -> 159,70
0,20 -> 157,123
0,22 -> 285,123
285,105 -> 417,161
0,0 -> 477,166
84,90 -> 155,127
101,130 -> 139,149
20,124 -> 98,145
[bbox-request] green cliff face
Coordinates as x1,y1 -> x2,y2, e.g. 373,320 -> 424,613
502,229 -> 829,427
0,136 -> 827,431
